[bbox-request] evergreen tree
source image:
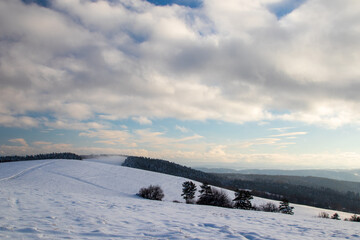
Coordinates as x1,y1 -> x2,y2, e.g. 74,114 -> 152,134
197,183 -> 213,205
279,199 -> 294,215
181,181 -> 197,204
233,190 -> 253,210
331,213 -> 340,220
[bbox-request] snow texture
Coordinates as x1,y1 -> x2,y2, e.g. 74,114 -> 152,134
0,157 -> 359,239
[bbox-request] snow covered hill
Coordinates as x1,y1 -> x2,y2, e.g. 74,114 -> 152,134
0,158 -> 359,239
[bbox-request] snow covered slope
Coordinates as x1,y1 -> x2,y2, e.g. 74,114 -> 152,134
0,159 -> 359,239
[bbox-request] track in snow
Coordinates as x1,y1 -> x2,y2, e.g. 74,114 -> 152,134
0,161 -> 56,182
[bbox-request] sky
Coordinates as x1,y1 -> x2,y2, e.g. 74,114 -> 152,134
1,0 -> 360,169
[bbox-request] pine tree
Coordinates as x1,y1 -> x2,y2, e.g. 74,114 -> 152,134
233,190 -> 253,210
279,199 -> 294,215
181,181 -> 197,204
197,183 -> 213,205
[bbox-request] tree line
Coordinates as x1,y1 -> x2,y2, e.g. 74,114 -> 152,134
138,181 -> 294,215
138,181 -> 360,222
0,152 -> 82,163
123,156 -> 360,214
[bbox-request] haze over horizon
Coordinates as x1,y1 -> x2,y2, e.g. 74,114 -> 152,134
1,0 -> 360,169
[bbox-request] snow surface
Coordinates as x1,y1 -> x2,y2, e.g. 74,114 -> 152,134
0,158 -> 359,239
84,155 -> 127,166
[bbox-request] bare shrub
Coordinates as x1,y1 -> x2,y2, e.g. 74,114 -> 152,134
259,202 -> 279,212
211,188 -> 233,208
349,214 -> 360,222
138,185 -> 164,201
318,212 -> 330,218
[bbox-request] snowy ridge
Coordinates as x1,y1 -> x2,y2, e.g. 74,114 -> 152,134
0,158 -> 359,239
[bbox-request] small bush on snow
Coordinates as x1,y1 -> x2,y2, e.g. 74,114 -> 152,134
138,185 -> 164,201
211,188 -> 233,208
318,212 -> 330,218
349,214 -> 360,222
259,202 -> 279,212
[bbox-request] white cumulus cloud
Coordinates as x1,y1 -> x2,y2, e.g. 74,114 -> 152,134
0,0 -> 360,131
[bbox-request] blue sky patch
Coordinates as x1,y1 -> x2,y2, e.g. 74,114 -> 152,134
21,0 -> 50,7
146,0 -> 202,8
268,0 -> 306,18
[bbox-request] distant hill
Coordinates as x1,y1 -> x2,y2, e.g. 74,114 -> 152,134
196,167 -> 360,183
214,174 -> 360,195
0,152 -> 82,163
122,156 -> 226,187
123,156 -> 360,213
214,173 -> 360,212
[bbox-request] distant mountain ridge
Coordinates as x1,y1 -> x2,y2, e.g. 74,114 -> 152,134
196,167 -> 360,183
215,173 -> 360,195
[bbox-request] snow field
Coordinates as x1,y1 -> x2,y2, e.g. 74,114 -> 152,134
0,158 -> 359,239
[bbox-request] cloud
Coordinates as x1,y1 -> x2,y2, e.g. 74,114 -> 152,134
79,130 -> 132,145
175,125 -> 189,133
175,134 -> 203,142
44,119 -> 106,131
79,128 -> 204,153
58,103 -> 93,120
132,116 -> 152,125
0,0 -> 360,132
32,141 -> 52,145
268,127 -> 294,132
2,138 -> 359,169
271,132 -> 307,137
238,138 -> 281,149
9,138 -> 29,147
0,115 -> 39,128
0,140 -> 76,156
133,129 -> 203,149
207,145 -> 227,157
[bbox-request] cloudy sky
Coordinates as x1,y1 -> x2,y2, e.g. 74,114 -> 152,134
1,0 -> 360,169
